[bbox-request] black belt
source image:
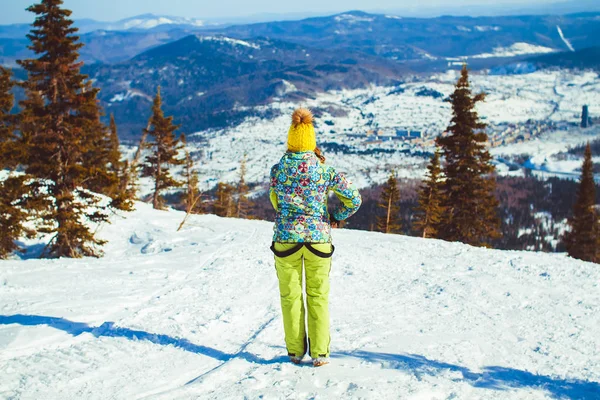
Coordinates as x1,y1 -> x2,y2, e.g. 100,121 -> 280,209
270,242 -> 335,258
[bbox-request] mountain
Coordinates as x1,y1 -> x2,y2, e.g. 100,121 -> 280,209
1,203 -> 599,398
85,34 -> 407,138
90,14 -> 209,32
0,14 -> 223,65
528,45 -> 600,70
3,10 -> 599,136
379,0 -> 600,18
0,29 -> 199,66
0,37 -> 29,67
0,14 -> 217,38
3,11 -> 600,65
216,11 -> 600,60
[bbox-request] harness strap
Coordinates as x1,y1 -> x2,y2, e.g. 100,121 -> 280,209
270,242 -> 335,259
270,242 -> 304,258
304,243 -> 335,259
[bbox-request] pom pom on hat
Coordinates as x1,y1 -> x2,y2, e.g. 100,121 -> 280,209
292,108 -> 314,126
287,107 -> 316,152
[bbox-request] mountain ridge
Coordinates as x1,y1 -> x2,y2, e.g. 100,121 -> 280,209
2,10 -> 599,136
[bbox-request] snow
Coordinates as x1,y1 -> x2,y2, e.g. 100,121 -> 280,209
334,14 -> 375,23
123,17 -> 174,30
475,26 -> 501,32
198,36 -> 261,50
173,69 -> 599,191
110,16 -> 205,31
492,124 -> 600,179
109,90 -> 151,103
556,26 -> 575,52
467,43 -> 556,59
279,80 -> 297,96
1,204 -> 599,398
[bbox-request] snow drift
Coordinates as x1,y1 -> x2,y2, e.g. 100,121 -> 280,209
1,203 -> 599,399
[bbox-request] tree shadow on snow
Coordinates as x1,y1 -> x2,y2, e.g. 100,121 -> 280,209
0,314 -> 288,366
333,350 -> 600,400
13,241 -> 47,260
2,314 -> 599,398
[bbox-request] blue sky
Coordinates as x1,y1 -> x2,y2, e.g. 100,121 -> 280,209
0,0 -> 564,24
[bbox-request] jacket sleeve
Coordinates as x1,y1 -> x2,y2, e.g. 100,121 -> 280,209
330,167 -> 362,221
269,165 -> 279,211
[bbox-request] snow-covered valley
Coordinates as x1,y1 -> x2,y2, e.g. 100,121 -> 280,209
173,69 -> 600,191
1,204 -> 599,399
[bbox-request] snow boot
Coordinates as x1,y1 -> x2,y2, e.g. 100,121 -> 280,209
290,355 -> 303,365
313,357 -> 330,367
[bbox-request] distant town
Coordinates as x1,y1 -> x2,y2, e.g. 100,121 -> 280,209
337,105 -> 596,150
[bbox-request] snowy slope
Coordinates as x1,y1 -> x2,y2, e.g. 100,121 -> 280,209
174,69 -> 600,192
1,204 -> 599,399
463,42 -> 557,59
102,14 -> 208,31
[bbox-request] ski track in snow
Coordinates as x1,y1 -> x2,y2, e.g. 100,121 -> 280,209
556,26 -> 575,52
1,204 -> 600,399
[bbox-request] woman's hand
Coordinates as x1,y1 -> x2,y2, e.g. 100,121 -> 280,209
329,214 -> 340,229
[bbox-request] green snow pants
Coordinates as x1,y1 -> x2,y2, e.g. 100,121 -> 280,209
273,242 -> 333,359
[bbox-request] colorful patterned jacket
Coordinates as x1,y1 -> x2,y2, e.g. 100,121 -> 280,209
269,151 -> 362,243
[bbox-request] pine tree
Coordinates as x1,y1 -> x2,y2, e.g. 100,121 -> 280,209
413,150 -> 445,238
214,182 -> 235,217
17,0 -> 115,257
176,134 -> 204,231
0,66 -> 16,166
0,176 -> 37,259
141,87 -> 184,210
0,66 -> 34,258
376,172 -> 401,234
236,155 -> 253,219
436,64 -> 500,247
81,110 -> 120,199
118,119 -> 152,210
181,134 -> 203,214
566,143 -> 599,262
108,114 -> 122,177
107,114 -> 135,211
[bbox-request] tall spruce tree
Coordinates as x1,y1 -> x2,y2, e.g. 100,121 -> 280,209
236,156 -> 252,219
120,119 -> 151,207
376,172 -> 401,234
436,64 -> 500,247
107,114 -> 122,182
566,143 -> 599,262
141,87 -> 184,209
17,0 -> 115,257
107,114 -> 135,210
0,66 -> 34,258
413,150 -> 445,238
0,67 -> 16,165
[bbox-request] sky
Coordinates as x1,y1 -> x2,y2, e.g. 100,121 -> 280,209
1,0 -> 558,24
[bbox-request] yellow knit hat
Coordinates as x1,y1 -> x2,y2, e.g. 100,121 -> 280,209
287,108 -> 316,152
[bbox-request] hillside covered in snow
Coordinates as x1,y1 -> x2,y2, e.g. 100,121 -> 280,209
139,69 -> 600,192
1,204 -> 599,399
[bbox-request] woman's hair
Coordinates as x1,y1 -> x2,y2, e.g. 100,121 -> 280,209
314,147 -> 326,163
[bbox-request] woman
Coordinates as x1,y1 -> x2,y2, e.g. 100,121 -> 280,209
269,108 -> 362,367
